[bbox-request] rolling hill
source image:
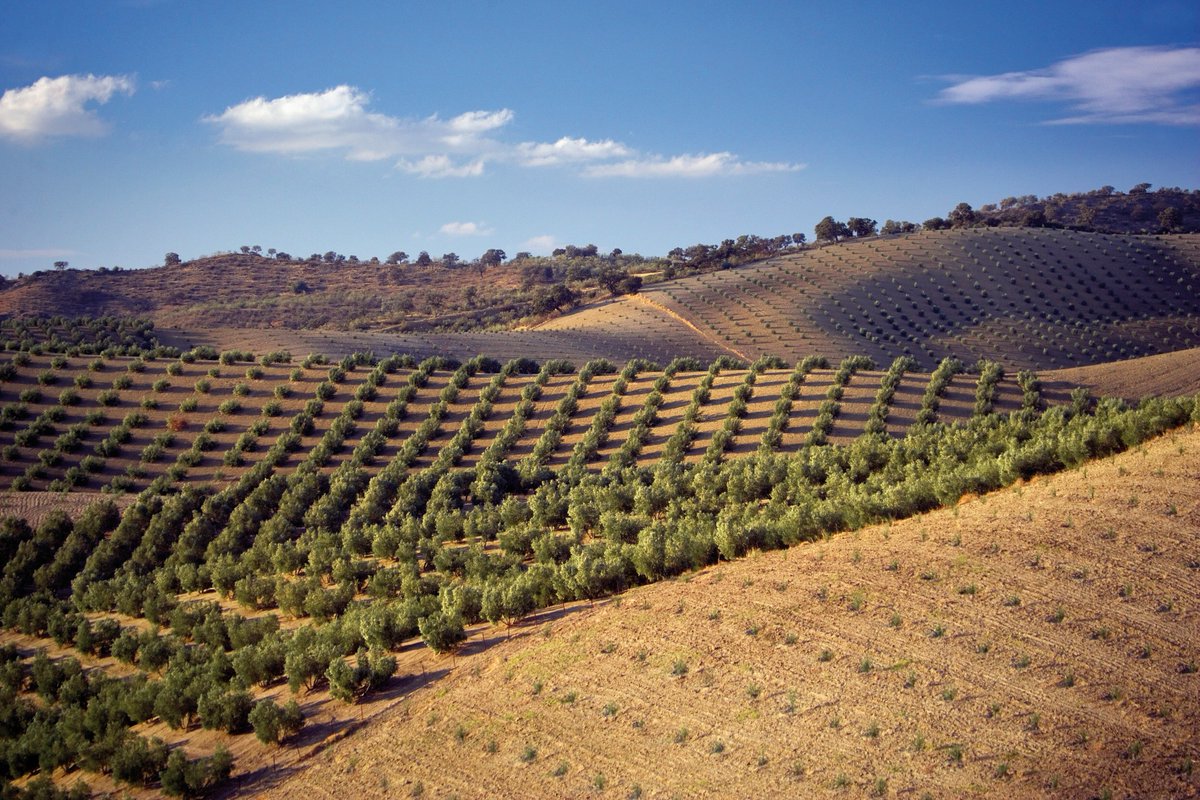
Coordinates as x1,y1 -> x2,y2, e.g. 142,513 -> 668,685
256,423 -> 1200,799
5,228 -> 1200,373
0,350 -> 1069,497
538,228 -> 1200,370
2,211 -> 1200,799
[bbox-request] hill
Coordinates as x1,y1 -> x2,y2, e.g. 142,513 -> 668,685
0,348 -> 1197,798
258,424 -> 1200,799
0,350 -> 1061,496
3,225 -> 1199,375
539,228 -> 1200,370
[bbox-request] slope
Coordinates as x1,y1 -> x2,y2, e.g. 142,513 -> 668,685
539,229 -> 1200,371
261,425 -> 1200,799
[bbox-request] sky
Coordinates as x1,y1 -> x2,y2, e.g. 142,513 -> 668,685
0,1 -> 1198,277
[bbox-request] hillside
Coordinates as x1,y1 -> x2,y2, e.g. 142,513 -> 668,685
0,351 -> 1058,496
259,425 -> 1200,799
539,229 -> 1200,371
0,347 -> 1197,798
5,227 -> 1200,375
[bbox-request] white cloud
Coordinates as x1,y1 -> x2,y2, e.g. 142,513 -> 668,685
516,136 -> 632,167
205,85 -> 513,163
448,109 -> 514,134
0,74 -> 134,142
398,155 -> 486,178
521,235 -> 558,254
584,152 -> 804,178
440,221 -> 493,236
205,84 -> 806,177
937,46 -> 1200,125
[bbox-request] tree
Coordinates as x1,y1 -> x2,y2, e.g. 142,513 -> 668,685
814,216 -> 848,242
164,252 -> 181,266
923,216 -> 949,231
792,232 -> 807,246
1158,206 -> 1183,232
53,261 -> 69,270
386,251 -> 408,264
414,251 -> 433,267
249,698 -> 304,744
880,219 -> 915,235
532,283 -> 579,313
479,248 -> 506,268
110,735 -> 170,787
418,609 -> 465,653
441,252 -> 460,268
846,217 -> 877,238
948,202 -> 976,228
160,746 -> 232,798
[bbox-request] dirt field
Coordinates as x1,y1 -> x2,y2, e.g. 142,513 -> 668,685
1046,346 -> 1200,399
257,425 -> 1200,799
0,490 -> 134,527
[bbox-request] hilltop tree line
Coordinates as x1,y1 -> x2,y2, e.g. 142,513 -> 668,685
813,184 -> 1198,243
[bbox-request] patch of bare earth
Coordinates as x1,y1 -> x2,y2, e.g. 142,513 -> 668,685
261,426 -> 1200,800
0,491 -> 133,527
1046,347 -> 1200,400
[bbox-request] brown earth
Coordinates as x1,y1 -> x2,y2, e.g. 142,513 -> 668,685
258,425 -> 1200,800
1045,347 -> 1200,400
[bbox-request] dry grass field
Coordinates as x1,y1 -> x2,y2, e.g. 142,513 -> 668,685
256,424 -> 1200,800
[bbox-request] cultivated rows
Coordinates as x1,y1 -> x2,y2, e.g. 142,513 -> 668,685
629,229 -> 1200,370
0,351 -> 1050,496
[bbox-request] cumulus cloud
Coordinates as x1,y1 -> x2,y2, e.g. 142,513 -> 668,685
0,74 -> 134,142
516,136 -> 632,167
937,46 -> 1200,125
398,155 -> 485,178
583,152 -> 804,178
440,221 -> 493,236
205,84 -> 805,177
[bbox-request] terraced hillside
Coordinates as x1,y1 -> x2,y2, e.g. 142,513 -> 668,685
539,229 -> 1200,370
0,351 -> 1061,497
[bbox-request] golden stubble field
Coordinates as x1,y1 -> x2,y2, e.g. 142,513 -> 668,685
257,426 -> 1200,800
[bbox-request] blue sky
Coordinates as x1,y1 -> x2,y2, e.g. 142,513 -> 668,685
1,1 -> 1197,276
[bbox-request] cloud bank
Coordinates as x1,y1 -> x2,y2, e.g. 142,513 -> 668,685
205,85 -> 803,177
0,74 -> 135,141
937,46 -> 1200,125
